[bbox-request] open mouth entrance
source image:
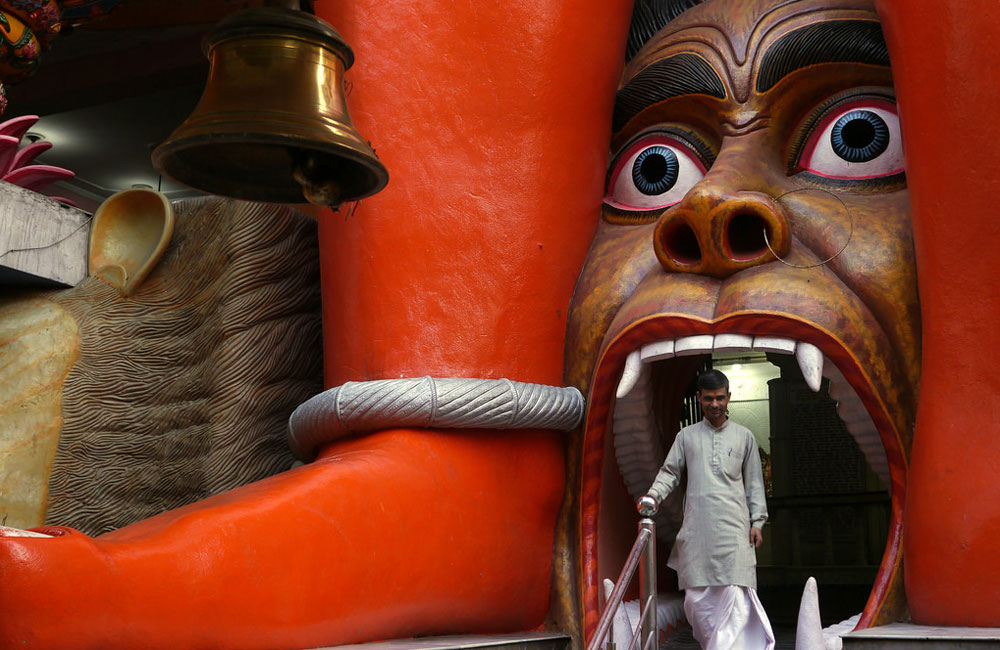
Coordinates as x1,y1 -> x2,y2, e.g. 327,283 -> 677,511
596,339 -> 891,644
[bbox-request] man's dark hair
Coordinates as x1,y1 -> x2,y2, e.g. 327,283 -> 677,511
697,369 -> 729,392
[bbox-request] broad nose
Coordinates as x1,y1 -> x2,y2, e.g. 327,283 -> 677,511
653,145 -> 791,278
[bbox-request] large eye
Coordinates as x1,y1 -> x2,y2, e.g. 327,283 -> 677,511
605,134 -> 707,212
797,99 -> 903,179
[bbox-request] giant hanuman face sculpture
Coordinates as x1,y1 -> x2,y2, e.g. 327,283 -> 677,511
10,0 -> 1000,646
565,0 -> 917,633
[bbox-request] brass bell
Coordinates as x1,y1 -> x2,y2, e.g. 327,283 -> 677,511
152,7 -> 388,206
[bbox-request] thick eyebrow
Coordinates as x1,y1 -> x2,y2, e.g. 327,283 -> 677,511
756,20 -> 890,93
625,0 -> 704,62
613,53 -> 726,132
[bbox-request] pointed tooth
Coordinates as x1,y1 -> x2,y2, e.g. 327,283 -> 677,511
839,411 -> 870,427
828,384 -> 851,402
614,436 -> 656,451
640,339 -> 675,362
616,451 -> 660,467
845,425 -> 891,486
826,369 -> 848,389
845,421 -> 880,446
713,333 -> 754,353
615,445 -> 658,459
675,334 -> 715,356
822,360 -> 848,387
817,360 -> 893,488
753,336 -> 796,354
614,420 -> 656,442
615,439 -> 657,453
613,398 -> 652,418
837,399 -> 869,423
616,350 -> 643,399
795,577 -> 825,650
795,342 -> 824,392
615,452 -> 659,468
844,419 -> 887,449
613,415 -> 654,431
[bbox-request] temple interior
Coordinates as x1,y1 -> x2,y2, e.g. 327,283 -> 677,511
599,350 -> 890,632
712,353 -> 889,627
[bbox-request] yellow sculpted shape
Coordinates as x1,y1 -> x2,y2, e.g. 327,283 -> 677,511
88,188 -> 175,295
0,296 -> 79,527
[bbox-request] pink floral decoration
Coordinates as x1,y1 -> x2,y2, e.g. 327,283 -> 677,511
0,113 -> 75,204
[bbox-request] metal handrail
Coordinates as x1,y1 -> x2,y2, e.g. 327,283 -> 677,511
586,517 -> 657,650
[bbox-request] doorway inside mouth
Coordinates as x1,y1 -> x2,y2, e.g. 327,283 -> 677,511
709,352 -> 890,629
603,347 -> 891,643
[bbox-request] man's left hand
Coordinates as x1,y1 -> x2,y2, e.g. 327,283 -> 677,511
750,527 -> 763,548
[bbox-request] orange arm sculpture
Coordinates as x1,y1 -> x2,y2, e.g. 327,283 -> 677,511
0,0 -> 632,648
876,0 -> 1000,626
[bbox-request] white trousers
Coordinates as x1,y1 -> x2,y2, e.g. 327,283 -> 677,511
684,585 -> 775,650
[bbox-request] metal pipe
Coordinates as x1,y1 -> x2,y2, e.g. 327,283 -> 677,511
624,601 -> 648,650
639,517 -> 657,650
606,580 -> 616,650
642,628 -> 657,650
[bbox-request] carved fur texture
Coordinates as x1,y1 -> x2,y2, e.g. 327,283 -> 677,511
45,198 -> 323,535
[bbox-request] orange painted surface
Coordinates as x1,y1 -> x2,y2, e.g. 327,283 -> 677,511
0,1 -> 632,647
315,0 -> 629,386
877,0 -> 1000,625
0,429 -> 564,648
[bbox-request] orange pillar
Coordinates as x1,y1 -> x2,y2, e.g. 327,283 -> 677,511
877,0 -> 1000,624
314,0 -> 631,385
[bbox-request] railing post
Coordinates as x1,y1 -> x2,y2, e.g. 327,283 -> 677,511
638,517 -> 656,650
607,582 -> 616,650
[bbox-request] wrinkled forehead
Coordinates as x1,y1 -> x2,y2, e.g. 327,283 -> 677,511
623,0 -> 884,103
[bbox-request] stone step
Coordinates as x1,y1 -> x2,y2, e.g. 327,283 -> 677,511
309,632 -> 572,650
843,623 -> 1000,649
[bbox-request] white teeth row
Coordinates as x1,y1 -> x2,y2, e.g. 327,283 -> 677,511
617,335 -> 825,399
613,333 -> 891,490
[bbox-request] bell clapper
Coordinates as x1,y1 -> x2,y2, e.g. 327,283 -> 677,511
291,149 -> 344,206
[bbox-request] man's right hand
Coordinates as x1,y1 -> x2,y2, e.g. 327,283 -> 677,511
637,495 -> 658,516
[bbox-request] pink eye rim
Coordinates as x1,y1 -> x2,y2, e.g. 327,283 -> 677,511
603,131 -> 710,216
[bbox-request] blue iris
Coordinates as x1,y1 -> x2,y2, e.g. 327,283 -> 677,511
830,110 -> 889,163
632,146 -> 679,195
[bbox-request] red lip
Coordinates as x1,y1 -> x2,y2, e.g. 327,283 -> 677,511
578,311 -> 907,638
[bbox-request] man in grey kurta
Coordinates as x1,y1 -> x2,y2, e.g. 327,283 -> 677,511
639,369 -> 773,649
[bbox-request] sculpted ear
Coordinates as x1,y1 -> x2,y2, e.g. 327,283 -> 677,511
88,188 -> 175,295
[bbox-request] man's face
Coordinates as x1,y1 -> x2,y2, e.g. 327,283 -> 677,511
568,0 -> 917,630
697,386 -> 730,423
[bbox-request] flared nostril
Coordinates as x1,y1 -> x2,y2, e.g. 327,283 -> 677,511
726,212 -> 771,261
660,220 -> 702,266
654,195 -> 788,277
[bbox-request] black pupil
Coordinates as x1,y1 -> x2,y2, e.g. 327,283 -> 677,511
631,145 -> 679,195
640,153 -> 668,182
841,118 -> 876,148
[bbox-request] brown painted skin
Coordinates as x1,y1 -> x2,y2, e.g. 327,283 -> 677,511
565,0 -> 920,636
